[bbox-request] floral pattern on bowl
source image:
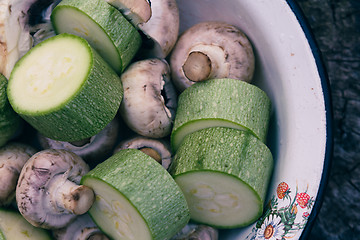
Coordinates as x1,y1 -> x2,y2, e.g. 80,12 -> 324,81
245,181 -> 315,240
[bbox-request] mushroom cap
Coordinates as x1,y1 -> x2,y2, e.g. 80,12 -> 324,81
0,0 -> 34,78
0,142 -> 36,206
0,0 -> 59,78
105,0 -> 152,26
114,135 -> 172,169
171,223 -> 218,240
37,117 -> 119,168
170,21 -> 255,92
138,0 -> 180,58
119,58 -> 177,138
16,149 -> 90,229
52,213 -> 109,240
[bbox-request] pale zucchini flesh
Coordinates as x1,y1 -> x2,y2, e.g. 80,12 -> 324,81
7,33 -> 123,142
8,35 -> 90,113
0,208 -> 51,240
82,149 -> 190,240
84,178 -> 152,240
170,127 -> 273,228
175,171 -> 262,228
51,0 -> 142,74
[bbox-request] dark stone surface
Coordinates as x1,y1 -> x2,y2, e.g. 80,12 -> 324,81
296,0 -> 360,239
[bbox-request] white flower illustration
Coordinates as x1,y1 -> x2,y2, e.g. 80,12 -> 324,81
256,214 -> 285,240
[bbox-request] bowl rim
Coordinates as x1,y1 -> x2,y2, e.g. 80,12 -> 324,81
285,0 -> 334,239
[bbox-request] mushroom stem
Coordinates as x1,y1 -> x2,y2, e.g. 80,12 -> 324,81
182,51 -> 212,82
49,174 -> 95,215
139,147 -> 162,163
69,138 -> 91,147
114,135 -> 172,170
16,149 -> 92,229
88,232 -> 110,240
183,44 -> 230,83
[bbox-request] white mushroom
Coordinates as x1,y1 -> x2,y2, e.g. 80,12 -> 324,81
53,213 -> 109,240
104,0 -> 151,26
0,0 -> 59,78
16,149 -> 95,229
171,223 -> 218,240
0,142 -> 36,206
114,135 -> 172,170
37,118 -> 119,168
170,21 -> 255,92
138,0 -> 180,58
119,58 -> 177,138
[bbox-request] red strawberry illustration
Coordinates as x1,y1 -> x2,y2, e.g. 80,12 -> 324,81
276,182 -> 290,199
296,192 -> 311,208
303,212 -> 310,218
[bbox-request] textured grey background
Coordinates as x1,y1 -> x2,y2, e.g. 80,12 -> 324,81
296,0 -> 360,239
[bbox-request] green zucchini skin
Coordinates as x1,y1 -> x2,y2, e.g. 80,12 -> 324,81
81,149 -> 190,240
171,78 -> 271,151
51,0 -> 142,74
169,127 -> 273,228
0,74 -> 21,147
7,34 -> 123,142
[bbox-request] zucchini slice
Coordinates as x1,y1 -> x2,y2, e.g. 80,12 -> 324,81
169,127 -> 273,228
171,78 -> 271,151
7,33 -> 123,142
0,74 -> 21,147
81,149 -> 190,240
51,0 -> 142,74
0,208 -> 51,240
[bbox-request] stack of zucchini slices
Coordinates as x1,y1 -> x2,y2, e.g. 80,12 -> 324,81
169,78 -> 274,229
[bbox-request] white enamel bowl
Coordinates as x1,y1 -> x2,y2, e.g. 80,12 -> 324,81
175,0 -> 333,239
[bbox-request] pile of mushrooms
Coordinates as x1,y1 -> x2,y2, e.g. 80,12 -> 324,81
0,0 -> 259,238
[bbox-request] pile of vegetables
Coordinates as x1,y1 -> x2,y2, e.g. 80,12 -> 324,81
0,0 -> 274,239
